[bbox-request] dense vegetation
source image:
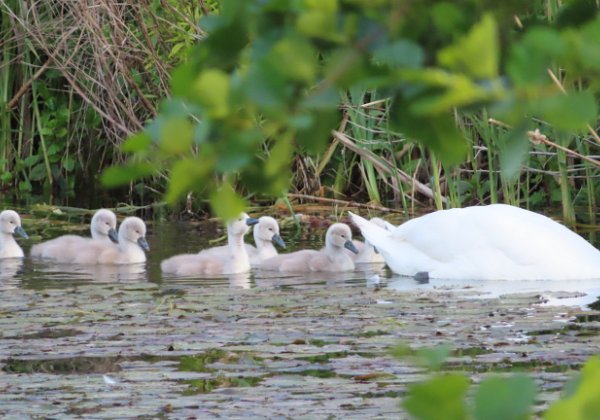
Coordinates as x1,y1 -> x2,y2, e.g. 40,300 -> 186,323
1,0 -> 599,225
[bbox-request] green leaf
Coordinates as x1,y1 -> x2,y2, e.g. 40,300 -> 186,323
268,36 -> 318,83
171,62 -> 197,97
474,375 -> 537,420
159,118 -> 194,154
403,374 -> 470,420
301,87 -> 340,110
535,91 -> 597,131
402,69 -> 499,115
165,158 -> 210,204
372,40 -> 424,69
101,162 -> 155,187
30,163 -> 48,181
193,69 -> 230,118
417,344 -> 452,370
242,62 -> 291,110
507,28 -> 566,87
209,181 -> 246,221
121,132 -> 152,153
390,96 -> 468,166
63,156 -> 75,172
545,357 -> 600,420
498,127 -> 529,180
296,0 -> 340,41
21,155 -> 40,167
295,109 -> 339,154
438,14 -> 498,79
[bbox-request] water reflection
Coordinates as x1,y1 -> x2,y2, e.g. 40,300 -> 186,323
161,271 -> 252,289
21,261 -> 148,289
387,275 -> 600,308
0,258 -> 24,284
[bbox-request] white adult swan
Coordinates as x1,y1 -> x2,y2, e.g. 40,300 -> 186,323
161,213 -> 258,276
260,223 -> 359,272
0,210 -> 28,258
349,204 -> 600,280
31,209 -> 118,260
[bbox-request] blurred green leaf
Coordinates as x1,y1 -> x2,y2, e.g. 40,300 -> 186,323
159,118 -> 194,154
390,96 -> 468,166
295,109 -> 339,154
372,40 -> 424,69
121,132 -> 151,153
403,374 -> 470,420
474,375 -> 536,420
545,357 -> 600,420
243,63 -> 291,110
165,158 -> 210,203
301,87 -> 340,110
499,127 -> 529,180
63,156 -> 75,172
209,181 -> 247,221
507,28 -> 566,86
417,344 -> 452,370
438,14 -> 498,79
296,0 -> 339,41
535,91 -> 597,131
268,36 -> 318,83
193,69 -> 230,118
101,162 -> 155,187
30,163 -> 47,181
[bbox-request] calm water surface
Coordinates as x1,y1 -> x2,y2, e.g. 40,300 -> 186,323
3,218 -> 600,308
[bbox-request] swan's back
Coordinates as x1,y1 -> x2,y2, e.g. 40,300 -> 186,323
396,205 -> 600,264
351,205 -> 600,280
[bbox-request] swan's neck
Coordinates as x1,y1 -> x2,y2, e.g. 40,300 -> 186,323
0,232 -> 23,258
229,233 -> 248,257
325,242 -> 344,262
360,241 -> 376,258
255,237 -> 277,259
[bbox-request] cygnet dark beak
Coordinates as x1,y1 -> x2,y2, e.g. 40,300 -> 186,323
246,217 -> 259,226
344,240 -> 359,254
137,237 -> 150,251
373,246 -> 379,254
14,226 -> 28,239
108,228 -> 119,244
271,234 -> 286,248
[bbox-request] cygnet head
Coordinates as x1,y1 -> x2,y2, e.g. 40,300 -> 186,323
228,213 -> 259,236
326,223 -> 358,254
91,209 -> 118,243
0,210 -> 28,239
119,217 -> 149,251
369,217 -> 388,229
254,216 -> 286,248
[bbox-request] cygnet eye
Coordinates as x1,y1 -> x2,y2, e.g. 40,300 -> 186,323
135,230 -> 140,235
9,220 -> 14,224
268,227 -> 273,231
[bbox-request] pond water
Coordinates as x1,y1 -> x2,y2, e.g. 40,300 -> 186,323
2,212 -> 600,417
6,215 -> 600,308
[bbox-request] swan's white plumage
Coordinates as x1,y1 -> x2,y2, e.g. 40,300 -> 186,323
30,209 -> 118,261
0,210 -> 27,259
197,216 -> 284,267
350,217 -> 386,264
161,213 -> 255,276
260,223 -> 357,272
349,204 -> 600,280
